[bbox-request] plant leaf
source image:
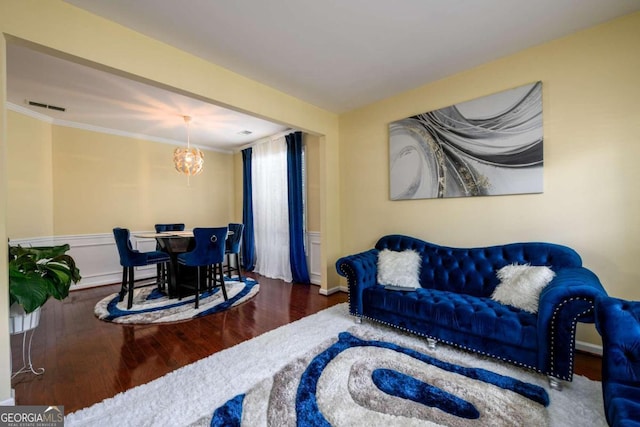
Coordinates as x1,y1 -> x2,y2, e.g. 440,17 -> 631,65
8,243 -> 81,312
9,270 -> 50,313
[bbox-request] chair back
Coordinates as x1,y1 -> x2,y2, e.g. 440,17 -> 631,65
113,228 -> 144,267
155,223 -> 186,232
181,227 -> 228,266
226,223 -> 244,253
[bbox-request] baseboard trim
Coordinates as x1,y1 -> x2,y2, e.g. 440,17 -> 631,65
319,286 -> 348,296
0,389 -> 15,406
575,340 -> 603,356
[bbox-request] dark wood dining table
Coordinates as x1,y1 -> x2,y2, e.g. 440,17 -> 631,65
134,231 -> 195,298
134,231 -> 231,298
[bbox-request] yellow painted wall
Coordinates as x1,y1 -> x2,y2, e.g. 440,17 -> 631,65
0,33 -> 11,404
233,151 -> 243,223
6,111 -> 54,238
0,0 -> 340,286
51,125 -> 233,234
5,113 -> 234,237
305,134 -> 321,232
0,1 -> 341,402
339,12 -> 640,346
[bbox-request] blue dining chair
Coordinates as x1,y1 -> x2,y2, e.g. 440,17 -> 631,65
154,223 -> 185,290
225,223 -> 244,280
113,227 -> 171,309
177,227 -> 228,309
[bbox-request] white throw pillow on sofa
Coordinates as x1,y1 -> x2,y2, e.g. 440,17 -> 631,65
377,249 -> 421,289
491,264 -> 556,314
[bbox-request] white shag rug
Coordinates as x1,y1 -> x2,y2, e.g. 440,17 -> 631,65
66,303 -> 606,427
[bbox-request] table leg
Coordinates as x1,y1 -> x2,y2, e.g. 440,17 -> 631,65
167,255 -> 179,298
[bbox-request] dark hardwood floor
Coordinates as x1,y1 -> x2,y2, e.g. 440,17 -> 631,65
10,273 -> 601,414
10,272 -> 347,412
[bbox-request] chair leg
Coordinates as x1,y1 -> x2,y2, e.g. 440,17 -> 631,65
194,266 -> 201,309
156,264 -> 163,291
218,263 -> 228,301
158,262 -> 168,292
207,265 -> 214,291
119,267 -> 127,302
177,263 -> 183,301
127,267 -> 135,309
234,253 -> 242,280
163,262 -> 169,291
225,252 -> 242,280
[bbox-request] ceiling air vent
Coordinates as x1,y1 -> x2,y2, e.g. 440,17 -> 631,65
27,100 -> 66,112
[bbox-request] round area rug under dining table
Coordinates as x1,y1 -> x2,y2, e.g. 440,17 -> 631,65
94,277 -> 259,324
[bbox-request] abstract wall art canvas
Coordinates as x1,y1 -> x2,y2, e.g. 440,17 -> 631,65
389,81 -> 543,200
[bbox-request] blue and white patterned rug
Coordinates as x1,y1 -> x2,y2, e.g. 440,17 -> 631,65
210,330 -> 553,426
94,277 -> 259,324
67,304 -> 606,427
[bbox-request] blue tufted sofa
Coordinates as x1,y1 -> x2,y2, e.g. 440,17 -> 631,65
336,235 -> 606,387
596,296 -> 640,426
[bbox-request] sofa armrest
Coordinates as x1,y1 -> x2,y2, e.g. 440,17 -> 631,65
336,249 -> 379,316
536,267 -> 607,380
596,296 -> 640,384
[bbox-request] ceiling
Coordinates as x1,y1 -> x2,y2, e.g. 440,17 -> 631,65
6,43 -> 289,152
8,1 -> 640,151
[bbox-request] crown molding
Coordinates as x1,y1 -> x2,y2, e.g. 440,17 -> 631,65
5,102 -> 233,154
6,102 -> 54,123
237,128 -> 296,151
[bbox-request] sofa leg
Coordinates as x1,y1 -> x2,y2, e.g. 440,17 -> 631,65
354,316 -> 362,324
427,338 -> 437,350
548,376 -> 563,391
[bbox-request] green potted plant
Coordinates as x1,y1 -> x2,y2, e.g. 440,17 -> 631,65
8,244 -> 81,334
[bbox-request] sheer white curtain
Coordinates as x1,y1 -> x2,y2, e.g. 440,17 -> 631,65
252,137 -> 292,282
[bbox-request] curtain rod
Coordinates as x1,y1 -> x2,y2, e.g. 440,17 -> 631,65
237,128 -> 299,152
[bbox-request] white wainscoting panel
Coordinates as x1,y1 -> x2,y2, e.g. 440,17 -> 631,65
12,231 -> 327,291
306,231 -> 321,285
10,232 -> 158,290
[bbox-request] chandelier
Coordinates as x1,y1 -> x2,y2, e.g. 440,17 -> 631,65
173,115 -> 204,176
